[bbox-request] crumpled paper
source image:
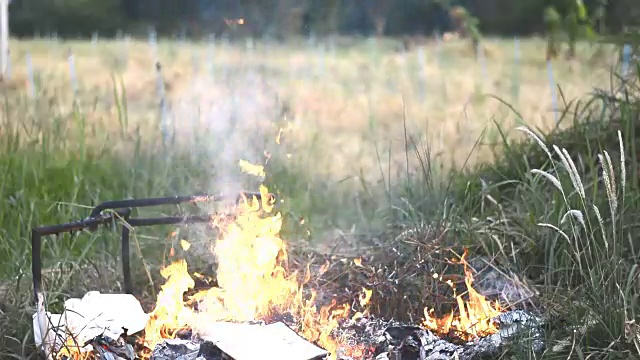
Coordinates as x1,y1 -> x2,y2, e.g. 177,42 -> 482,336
33,291 -> 149,356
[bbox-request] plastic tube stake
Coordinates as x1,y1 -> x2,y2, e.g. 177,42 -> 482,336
547,60 -> 559,122
26,52 -> 35,98
622,44 -> 632,77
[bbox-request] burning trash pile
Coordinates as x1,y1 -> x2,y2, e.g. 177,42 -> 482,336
33,163 -> 545,360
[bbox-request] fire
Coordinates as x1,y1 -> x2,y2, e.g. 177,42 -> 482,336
351,288 -> 373,321
55,340 -> 92,360
238,159 -> 265,177
140,163 -> 370,359
224,18 -> 245,26
422,250 -> 503,341
53,158 -> 505,359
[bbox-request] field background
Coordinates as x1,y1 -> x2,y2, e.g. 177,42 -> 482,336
2,36 -> 618,177
0,35 -> 636,358
2,36 -> 619,228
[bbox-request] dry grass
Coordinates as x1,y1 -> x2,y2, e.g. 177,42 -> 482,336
1,36 -> 617,182
0,35 -> 636,359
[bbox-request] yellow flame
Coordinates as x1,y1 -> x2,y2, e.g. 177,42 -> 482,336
61,163 -> 503,360
139,169 -> 368,359
359,288 -> 373,307
238,159 -> 265,177
180,240 -> 191,251
422,250 -> 502,341
351,288 -> 373,322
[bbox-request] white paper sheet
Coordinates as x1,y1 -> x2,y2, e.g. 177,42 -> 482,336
33,291 -> 149,354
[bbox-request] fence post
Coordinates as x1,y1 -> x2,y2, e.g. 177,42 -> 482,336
622,44 -> 632,77
68,50 -> 78,97
417,46 -> 427,102
547,60 -> 559,122
149,28 -> 158,62
512,37 -> 521,102
26,52 -> 35,98
208,34 -> 215,81
435,32 -> 448,101
0,0 -> 9,79
156,62 -> 170,144
477,43 -> 489,86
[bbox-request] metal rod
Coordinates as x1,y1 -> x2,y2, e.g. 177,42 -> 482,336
30,192 -> 275,305
89,191 -> 269,218
121,214 -> 132,295
31,229 -> 41,306
127,215 -> 213,227
33,210 -> 130,236
90,194 -> 212,218
0,0 -> 9,79
31,209 -> 131,305
119,215 -> 213,294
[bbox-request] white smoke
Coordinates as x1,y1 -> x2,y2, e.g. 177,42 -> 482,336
167,43 -> 284,263
174,45 -> 282,192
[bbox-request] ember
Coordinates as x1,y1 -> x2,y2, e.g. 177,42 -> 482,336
375,310 -> 545,360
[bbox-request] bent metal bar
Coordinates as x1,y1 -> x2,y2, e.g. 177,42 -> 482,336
30,191 -> 274,306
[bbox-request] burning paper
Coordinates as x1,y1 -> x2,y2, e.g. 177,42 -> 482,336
197,321 -> 329,360
139,184 -> 366,359
31,158 -> 536,360
33,291 -> 148,357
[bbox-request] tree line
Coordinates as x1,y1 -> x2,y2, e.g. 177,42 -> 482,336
7,0 -> 640,40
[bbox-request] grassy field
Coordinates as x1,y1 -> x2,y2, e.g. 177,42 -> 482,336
0,35 -> 638,359
1,36 -> 618,170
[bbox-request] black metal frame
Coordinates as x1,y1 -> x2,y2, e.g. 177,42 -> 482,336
30,191 -> 273,305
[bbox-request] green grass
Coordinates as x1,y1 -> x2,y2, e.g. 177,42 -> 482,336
0,84 -> 215,357
385,68 -> 640,357
0,36 -> 638,359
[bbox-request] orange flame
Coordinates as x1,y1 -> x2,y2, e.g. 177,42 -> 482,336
54,339 -> 93,360
57,160 -> 504,359
238,160 -> 266,177
422,250 -> 502,341
224,18 -> 245,26
139,163 -> 370,359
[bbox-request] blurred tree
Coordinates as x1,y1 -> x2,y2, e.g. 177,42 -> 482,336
449,6 -> 481,54
564,0 -> 593,59
8,0 -> 640,39
467,0 -> 547,35
276,0 -> 309,39
121,0 -> 140,21
544,6 -> 562,60
339,0 -> 373,35
304,0 -> 340,36
325,0 -> 341,36
383,0 -> 443,36
606,0 -> 639,34
365,0 -> 394,36
564,4 -> 579,58
592,0 -> 607,34
11,0 -> 123,37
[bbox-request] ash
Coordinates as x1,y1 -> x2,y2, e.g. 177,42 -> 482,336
150,310 -> 544,360
151,338 -> 224,360
371,310 -> 545,360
